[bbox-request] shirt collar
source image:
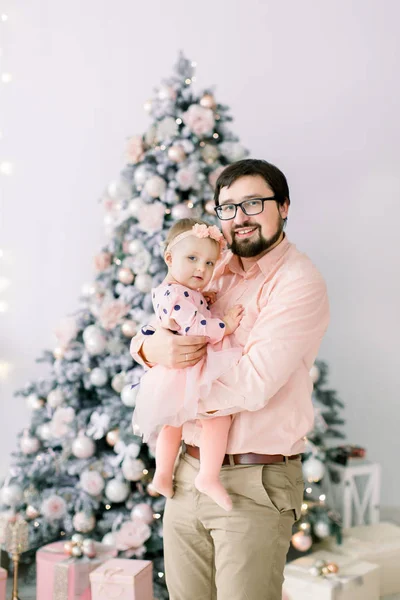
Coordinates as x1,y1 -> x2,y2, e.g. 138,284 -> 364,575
222,235 -> 291,278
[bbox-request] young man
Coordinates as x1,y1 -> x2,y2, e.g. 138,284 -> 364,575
131,159 -> 330,600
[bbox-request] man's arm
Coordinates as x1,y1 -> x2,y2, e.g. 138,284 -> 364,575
198,274 -> 330,416
130,323 -> 208,369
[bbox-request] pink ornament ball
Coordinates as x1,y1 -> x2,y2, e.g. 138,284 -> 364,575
118,268 -> 134,285
171,204 -> 193,220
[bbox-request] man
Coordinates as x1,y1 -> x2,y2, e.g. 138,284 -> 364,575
131,159 -> 329,600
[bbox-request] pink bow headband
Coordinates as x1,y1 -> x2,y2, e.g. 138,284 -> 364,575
166,223 -> 227,254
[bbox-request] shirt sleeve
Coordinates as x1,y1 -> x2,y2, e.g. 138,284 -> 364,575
156,287 -> 227,343
197,274 -> 330,416
130,317 -> 158,368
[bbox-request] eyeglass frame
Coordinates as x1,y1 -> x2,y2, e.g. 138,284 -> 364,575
214,196 -> 278,221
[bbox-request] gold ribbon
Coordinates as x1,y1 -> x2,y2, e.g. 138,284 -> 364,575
40,544 -> 111,600
97,567 -> 125,599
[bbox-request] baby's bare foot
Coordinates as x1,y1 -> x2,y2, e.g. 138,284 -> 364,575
195,473 -> 232,511
152,472 -> 174,498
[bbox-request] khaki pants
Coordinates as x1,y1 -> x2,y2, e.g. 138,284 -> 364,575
163,453 -> 304,600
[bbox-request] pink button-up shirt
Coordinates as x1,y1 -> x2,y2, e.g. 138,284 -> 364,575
131,236 -> 329,456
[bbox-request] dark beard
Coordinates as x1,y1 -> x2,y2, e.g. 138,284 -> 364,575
229,218 -> 284,258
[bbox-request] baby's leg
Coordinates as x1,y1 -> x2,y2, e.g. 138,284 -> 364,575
152,425 -> 182,498
194,415 -> 233,511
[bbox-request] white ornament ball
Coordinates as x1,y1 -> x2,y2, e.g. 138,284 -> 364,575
71,533 -> 84,544
131,503 -> 154,524
53,347 -> 64,360
89,368 -> 108,387
118,268 -> 134,285
0,484 -> 23,506
105,429 -> 120,447
72,434 -> 96,459
133,166 -> 149,186
105,479 -> 130,503
313,520 -> 331,539
302,457 -> 325,483
111,373 -> 126,393
127,239 -> 144,254
122,458 -> 145,482
47,388 -> 65,408
310,365 -> 320,383
120,384 -> 139,407
291,531 -> 313,552
134,273 -> 152,293
167,145 -> 186,163
144,175 -> 167,199
72,545 -> 83,557
171,203 -> 192,220
121,320 -> 137,338
128,198 -> 144,218
102,532 -> 116,546
81,282 -> 97,297
72,511 -> 96,533
83,326 -> 107,356
20,433 -> 40,455
80,470 -> 105,496
143,99 -> 152,113
26,393 -> 44,410
37,423 -> 52,441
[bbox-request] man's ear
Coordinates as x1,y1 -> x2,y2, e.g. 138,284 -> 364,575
280,198 -> 290,220
164,251 -> 172,268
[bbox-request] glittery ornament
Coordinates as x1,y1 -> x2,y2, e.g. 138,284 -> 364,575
118,268 -> 134,285
200,93 -> 216,109
291,531 -> 313,552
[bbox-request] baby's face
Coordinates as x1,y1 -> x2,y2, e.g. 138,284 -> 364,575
166,235 -> 220,290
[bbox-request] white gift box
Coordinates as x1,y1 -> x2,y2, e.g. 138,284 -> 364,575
329,521 -> 400,597
283,551 -> 380,600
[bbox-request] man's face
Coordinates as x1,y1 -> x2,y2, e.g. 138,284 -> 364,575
218,175 -> 289,259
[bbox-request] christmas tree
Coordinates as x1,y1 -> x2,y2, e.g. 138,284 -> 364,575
0,53 -> 248,599
290,360 -> 345,555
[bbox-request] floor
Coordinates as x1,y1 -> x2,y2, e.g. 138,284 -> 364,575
6,507 -> 400,599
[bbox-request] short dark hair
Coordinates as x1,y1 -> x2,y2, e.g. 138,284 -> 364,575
214,159 -> 290,208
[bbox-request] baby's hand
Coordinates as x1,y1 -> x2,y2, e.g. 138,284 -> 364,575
223,304 -> 244,335
203,291 -> 217,306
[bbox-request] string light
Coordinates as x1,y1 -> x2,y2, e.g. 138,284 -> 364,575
175,118 -> 182,125
105,504 -> 111,510
153,513 -> 161,520
142,469 -> 148,475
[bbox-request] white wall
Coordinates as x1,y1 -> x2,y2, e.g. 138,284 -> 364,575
1,0 -> 399,504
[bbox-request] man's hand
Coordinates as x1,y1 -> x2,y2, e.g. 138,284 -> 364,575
142,328 -> 208,368
202,291 -> 217,306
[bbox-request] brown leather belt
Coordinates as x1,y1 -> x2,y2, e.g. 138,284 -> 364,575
185,444 -> 301,466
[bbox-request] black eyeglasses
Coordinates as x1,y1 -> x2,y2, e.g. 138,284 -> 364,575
214,197 -> 277,221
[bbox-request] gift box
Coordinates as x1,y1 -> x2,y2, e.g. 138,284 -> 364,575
0,567 -> 6,600
36,541 -> 117,600
330,521 -> 400,596
283,551 -> 379,600
90,558 -> 153,600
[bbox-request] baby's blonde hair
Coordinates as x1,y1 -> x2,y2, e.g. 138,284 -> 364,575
164,218 -> 217,251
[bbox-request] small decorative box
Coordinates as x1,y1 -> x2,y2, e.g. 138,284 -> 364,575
0,567 -> 6,600
36,541 -> 116,600
90,558 -> 153,600
330,521 -> 400,596
283,551 -> 380,600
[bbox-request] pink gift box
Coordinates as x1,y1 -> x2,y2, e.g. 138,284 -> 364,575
0,567 -> 6,600
90,558 -> 153,600
36,541 -> 117,600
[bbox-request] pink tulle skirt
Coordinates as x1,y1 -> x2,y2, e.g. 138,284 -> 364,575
133,342 -> 241,442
